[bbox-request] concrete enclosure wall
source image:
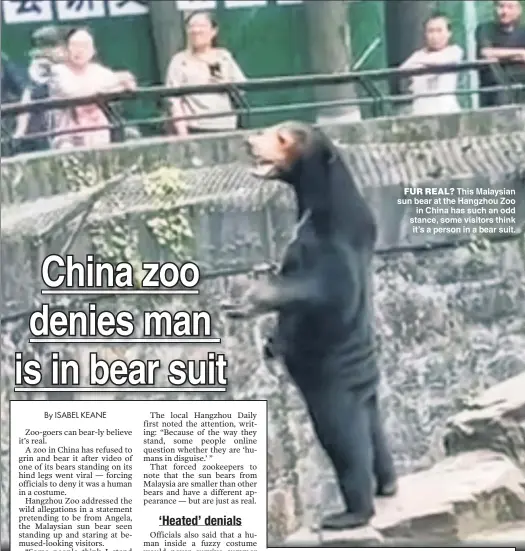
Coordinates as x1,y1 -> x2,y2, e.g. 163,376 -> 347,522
1,106 -> 524,545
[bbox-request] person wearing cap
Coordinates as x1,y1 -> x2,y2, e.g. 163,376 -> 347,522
12,25 -> 68,153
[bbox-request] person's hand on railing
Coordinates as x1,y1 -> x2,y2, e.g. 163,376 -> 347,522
168,96 -> 189,137
10,132 -> 24,153
11,123 -> 26,141
511,50 -> 525,63
115,71 -> 137,92
173,124 -> 189,137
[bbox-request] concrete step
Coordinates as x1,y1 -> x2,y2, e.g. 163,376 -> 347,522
285,450 -> 525,547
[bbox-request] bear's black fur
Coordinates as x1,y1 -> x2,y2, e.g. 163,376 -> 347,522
243,123 -> 397,529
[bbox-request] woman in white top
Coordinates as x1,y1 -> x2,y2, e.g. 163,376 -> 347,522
400,13 -> 463,116
165,11 -> 246,136
49,27 -> 137,149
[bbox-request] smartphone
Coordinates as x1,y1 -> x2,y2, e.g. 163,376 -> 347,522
209,63 -> 221,78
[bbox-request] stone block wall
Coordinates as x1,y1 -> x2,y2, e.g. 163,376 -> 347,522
2,240 -> 523,545
1,106 -> 525,546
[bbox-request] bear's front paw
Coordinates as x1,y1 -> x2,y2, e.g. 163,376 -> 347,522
247,280 -> 278,309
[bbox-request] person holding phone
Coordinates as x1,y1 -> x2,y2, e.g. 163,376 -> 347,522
165,11 -> 247,136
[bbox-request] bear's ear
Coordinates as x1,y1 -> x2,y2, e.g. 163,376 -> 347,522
276,128 -> 304,166
276,128 -> 297,150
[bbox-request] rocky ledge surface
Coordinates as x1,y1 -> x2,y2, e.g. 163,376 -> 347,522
284,371 -> 525,547
444,372 -> 525,469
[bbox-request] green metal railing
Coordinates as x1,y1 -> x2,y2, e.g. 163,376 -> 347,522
1,59 -> 524,156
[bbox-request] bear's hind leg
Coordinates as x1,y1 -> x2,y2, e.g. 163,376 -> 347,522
302,386 -> 375,530
369,393 -> 398,497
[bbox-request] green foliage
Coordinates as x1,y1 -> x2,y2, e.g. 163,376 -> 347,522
58,154 -> 99,191
89,166 -> 194,288
58,155 -> 194,287
89,222 -> 143,286
143,167 -> 194,260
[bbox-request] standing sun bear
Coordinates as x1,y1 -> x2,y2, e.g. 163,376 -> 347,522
227,121 -> 397,530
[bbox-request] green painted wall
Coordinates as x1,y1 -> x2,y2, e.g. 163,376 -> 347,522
213,2 -> 314,125
3,0 -> 525,130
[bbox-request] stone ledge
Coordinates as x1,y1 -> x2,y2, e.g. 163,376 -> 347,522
444,371 -> 525,469
320,525 -> 384,547
285,450 -> 525,546
465,520 -> 525,543
283,527 -> 322,547
371,450 -> 525,541
284,525 -> 383,547
2,105 -> 524,207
